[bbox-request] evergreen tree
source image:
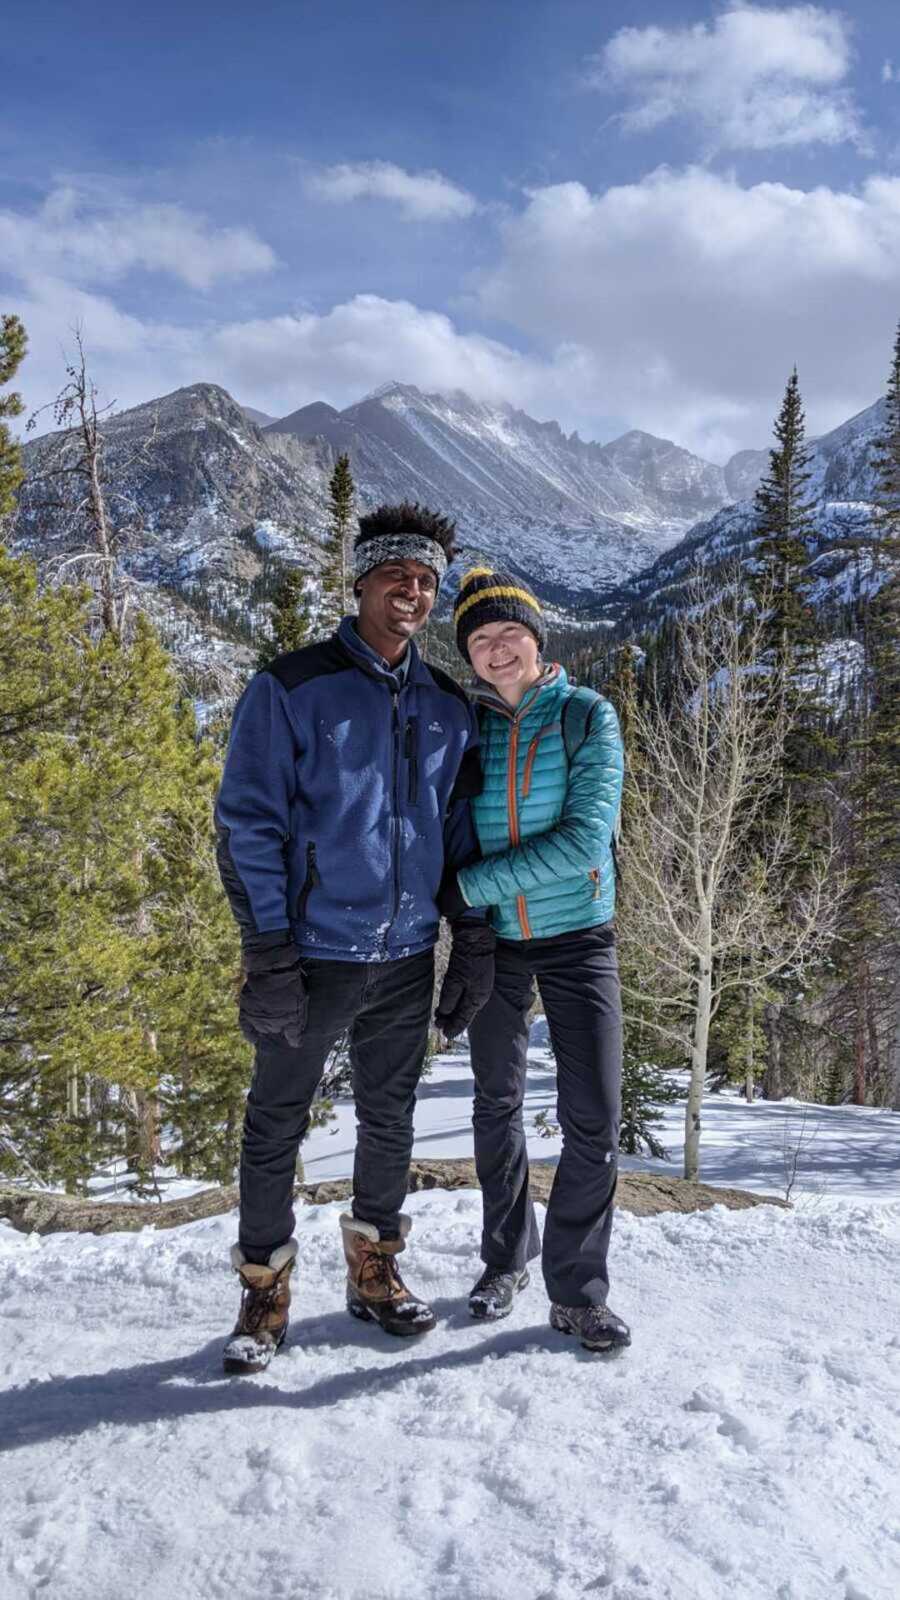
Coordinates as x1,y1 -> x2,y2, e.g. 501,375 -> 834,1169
256,565 -> 313,669
836,322 -> 900,1103
320,454 -> 355,631
751,368 -> 825,833
0,544 -> 251,1189
753,369 -> 818,668
0,315 -> 27,520
867,322 -> 900,877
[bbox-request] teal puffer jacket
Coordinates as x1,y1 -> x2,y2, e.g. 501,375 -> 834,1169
457,666 -> 624,942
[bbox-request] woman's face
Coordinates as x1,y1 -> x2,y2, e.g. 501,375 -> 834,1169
467,620 -> 542,706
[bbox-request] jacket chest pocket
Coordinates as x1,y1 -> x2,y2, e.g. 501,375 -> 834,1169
404,718 -> 419,805
521,721 -> 562,801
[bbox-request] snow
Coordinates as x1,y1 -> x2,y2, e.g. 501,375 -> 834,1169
2,1046 -> 900,1600
304,1037 -> 900,1205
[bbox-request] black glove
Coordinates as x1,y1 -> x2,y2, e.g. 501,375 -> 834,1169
239,932 -> 308,1049
434,921 -> 496,1041
437,870 -> 472,922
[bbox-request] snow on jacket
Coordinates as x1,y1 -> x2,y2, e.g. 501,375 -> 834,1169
214,618 -> 482,962
457,665 -> 623,942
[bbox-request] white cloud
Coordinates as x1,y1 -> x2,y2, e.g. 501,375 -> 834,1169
8,282 -> 562,436
593,5 -> 864,151
883,60 -> 895,85
476,166 -> 900,457
11,166 -> 900,466
0,186 -> 277,291
307,161 -> 477,221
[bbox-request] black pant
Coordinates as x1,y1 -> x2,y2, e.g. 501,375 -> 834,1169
467,925 -> 622,1307
239,949 -> 435,1263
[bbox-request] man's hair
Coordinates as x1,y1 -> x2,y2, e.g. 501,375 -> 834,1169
356,501 -> 457,564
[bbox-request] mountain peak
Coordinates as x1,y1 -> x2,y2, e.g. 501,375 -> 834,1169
359,380 -> 419,404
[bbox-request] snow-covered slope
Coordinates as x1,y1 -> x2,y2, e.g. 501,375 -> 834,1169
2,1053 -> 899,1600
266,383 -> 733,604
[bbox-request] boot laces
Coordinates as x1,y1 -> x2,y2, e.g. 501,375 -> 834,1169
239,1269 -> 287,1334
359,1246 -> 404,1299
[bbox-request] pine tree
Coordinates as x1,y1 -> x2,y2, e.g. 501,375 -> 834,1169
753,369 -> 818,668
0,543 -> 252,1189
320,454 -> 356,631
868,322 -> 900,877
836,323 -> 900,1104
256,565 -> 313,669
0,315 -> 27,520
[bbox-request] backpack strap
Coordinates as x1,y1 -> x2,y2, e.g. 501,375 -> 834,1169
560,685 -> 622,887
560,684 -> 602,762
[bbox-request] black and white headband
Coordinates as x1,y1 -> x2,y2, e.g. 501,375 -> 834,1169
353,533 -> 448,588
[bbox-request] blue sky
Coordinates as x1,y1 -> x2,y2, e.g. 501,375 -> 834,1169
3,1 -> 900,459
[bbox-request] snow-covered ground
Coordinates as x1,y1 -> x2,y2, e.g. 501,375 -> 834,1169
2,1042 -> 900,1600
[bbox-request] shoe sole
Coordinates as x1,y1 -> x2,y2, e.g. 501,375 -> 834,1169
347,1295 -> 436,1337
468,1268 -> 531,1321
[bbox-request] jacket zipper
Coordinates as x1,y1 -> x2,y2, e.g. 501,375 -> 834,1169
521,723 -> 559,799
382,689 -> 402,952
295,841 -> 320,920
505,719 -> 532,940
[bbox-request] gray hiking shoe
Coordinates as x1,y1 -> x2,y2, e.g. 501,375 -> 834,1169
549,1301 -> 631,1353
468,1265 -> 530,1321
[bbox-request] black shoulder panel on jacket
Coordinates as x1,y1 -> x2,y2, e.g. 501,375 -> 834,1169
425,662 -> 470,707
266,637 -> 352,692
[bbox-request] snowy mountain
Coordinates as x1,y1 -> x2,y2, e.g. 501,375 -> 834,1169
265,382 -> 734,604
12,379 -> 748,669
13,384 -> 332,676
597,398 -> 889,632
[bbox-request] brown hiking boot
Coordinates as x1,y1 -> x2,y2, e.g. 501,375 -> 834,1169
339,1212 -> 436,1337
223,1238 -> 298,1375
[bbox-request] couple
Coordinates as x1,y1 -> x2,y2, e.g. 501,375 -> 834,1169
214,502 -> 628,1375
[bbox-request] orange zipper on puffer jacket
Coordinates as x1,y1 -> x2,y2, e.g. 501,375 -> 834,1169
506,719 -> 532,940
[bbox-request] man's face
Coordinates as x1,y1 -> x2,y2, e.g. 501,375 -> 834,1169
356,558 -> 438,647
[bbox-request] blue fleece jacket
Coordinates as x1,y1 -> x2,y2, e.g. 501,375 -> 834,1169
214,618 -> 481,962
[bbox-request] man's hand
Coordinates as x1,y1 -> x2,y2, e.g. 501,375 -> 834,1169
434,921 -> 495,1042
239,932 -> 308,1049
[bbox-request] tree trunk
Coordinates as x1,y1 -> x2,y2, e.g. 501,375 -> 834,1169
852,957 -> 868,1105
762,1000 -> 783,1100
684,959 -> 712,1182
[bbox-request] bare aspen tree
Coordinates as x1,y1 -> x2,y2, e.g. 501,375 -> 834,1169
619,573 -> 837,1181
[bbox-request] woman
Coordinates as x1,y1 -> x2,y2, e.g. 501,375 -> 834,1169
440,566 -> 630,1353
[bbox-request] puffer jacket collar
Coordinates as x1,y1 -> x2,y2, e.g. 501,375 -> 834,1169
470,663 -> 564,720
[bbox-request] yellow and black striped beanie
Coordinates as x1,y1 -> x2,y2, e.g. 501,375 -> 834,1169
453,566 -> 546,663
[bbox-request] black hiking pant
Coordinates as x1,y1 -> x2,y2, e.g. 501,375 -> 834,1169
239,948 -> 434,1263
467,924 -> 622,1308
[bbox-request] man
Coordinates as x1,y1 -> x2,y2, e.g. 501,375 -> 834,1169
214,502 -> 494,1375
